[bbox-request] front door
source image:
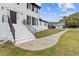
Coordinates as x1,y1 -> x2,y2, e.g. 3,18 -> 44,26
10,10 -> 17,24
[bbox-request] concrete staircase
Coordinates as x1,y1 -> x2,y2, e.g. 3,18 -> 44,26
13,24 -> 35,44
0,23 -> 35,44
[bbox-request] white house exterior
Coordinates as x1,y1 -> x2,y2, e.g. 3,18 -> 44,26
0,3 -> 48,44
48,21 -> 65,29
38,18 -> 48,31
53,22 -> 65,29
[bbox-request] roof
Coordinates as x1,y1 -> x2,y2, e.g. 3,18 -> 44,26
50,20 -> 65,24
49,21 -> 65,26
31,3 -> 41,9
39,18 -> 48,23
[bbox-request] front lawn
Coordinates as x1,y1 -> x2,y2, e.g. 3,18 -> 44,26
32,30 -> 79,56
35,29 -> 63,38
1,30 -> 79,56
0,41 -> 27,56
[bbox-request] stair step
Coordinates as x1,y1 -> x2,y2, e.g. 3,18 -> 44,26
13,24 -> 35,44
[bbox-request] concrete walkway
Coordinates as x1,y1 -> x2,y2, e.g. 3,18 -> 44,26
16,29 -> 69,51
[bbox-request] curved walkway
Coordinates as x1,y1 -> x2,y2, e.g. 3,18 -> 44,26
16,29 -> 69,51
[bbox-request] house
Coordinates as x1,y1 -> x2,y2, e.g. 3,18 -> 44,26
33,18 -> 48,32
48,20 -> 65,29
0,3 -> 47,44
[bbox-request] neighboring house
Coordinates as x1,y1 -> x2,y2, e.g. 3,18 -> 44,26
0,3 -> 47,44
48,20 -> 65,29
38,18 -> 48,31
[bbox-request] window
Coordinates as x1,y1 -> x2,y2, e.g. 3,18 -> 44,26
32,5 -> 38,13
44,22 -> 46,26
37,19 -> 38,26
36,8 -> 38,13
32,5 -> 34,11
40,21 -> 42,25
32,17 -> 36,25
34,6 -> 36,12
27,3 -> 31,10
27,15 -> 31,25
1,6 -> 4,10
27,3 -> 38,13
32,17 -> 34,25
10,10 -> 17,24
27,3 -> 28,9
2,15 -> 8,23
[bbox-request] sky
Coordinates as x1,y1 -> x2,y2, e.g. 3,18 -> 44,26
39,3 -> 79,22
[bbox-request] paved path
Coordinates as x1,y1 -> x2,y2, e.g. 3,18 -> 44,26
16,29 -> 69,51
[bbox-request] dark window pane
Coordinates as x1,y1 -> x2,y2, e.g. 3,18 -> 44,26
32,5 -> 34,11
32,17 -> 37,25
32,17 -> 34,25
27,3 -> 28,9
27,15 -> 31,25
40,21 -> 42,25
36,8 -> 38,13
37,19 -> 38,26
10,10 -> 17,24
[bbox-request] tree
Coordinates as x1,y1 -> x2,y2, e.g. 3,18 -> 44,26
62,12 -> 79,28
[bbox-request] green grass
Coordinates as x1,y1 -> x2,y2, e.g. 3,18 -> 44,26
0,41 -> 26,56
1,30 -> 79,56
32,30 -> 79,56
35,29 -> 63,38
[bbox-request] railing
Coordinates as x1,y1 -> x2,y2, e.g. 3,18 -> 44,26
22,19 -> 37,35
8,16 -> 15,43
25,25 -> 37,35
2,15 -> 15,43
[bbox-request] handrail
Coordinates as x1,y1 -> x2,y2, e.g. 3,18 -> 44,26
8,16 -> 15,43
25,25 -> 37,35
22,19 -> 37,35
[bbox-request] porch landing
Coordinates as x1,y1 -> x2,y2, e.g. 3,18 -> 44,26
15,29 -> 69,51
